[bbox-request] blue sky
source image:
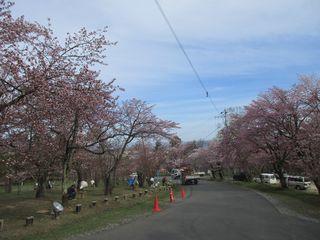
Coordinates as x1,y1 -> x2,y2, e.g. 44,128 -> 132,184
12,0 -> 320,141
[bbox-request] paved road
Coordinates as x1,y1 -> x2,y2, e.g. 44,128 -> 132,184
76,181 -> 320,240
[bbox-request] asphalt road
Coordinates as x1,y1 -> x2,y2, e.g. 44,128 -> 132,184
76,181 -> 320,240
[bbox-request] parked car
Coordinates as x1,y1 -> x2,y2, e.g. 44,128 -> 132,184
170,168 -> 200,184
233,172 -> 249,181
253,177 -> 261,183
259,173 -> 278,184
194,171 -> 206,177
181,168 -> 200,185
286,175 -> 311,190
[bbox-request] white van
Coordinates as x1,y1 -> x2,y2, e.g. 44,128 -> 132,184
287,176 -> 311,190
260,173 -> 278,184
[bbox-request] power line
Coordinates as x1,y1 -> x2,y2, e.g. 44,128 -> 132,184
154,0 -> 219,112
204,125 -> 221,139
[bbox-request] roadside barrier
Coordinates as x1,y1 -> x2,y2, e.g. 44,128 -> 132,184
15,185 -> 185,229
169,188 -> 175,203
152,195 -> 161,212
181,187 -> 186,199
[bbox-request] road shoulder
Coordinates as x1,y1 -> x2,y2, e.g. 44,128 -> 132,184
228,180 -> 320,223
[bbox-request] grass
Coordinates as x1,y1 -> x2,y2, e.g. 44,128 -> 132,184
231,180 -> 320,219
0,181 -> 178,240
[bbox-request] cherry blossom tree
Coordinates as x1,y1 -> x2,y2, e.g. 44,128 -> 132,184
216,76 -> 320,192
0,0 -> 119,202
0,1 -> 182,202
292,76 -> 320,194
96,98 -> 178,195
47,71 -> 117,203
0,0 -> 50,115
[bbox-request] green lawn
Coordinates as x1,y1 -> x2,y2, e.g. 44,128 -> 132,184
0,181 -> 179,240
231,181 -> 320,219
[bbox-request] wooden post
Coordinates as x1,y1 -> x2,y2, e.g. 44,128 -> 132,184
123,195 -> 127,200
25,216 -> 34,226
79,191 -> 85,199
75,204 -> 82,213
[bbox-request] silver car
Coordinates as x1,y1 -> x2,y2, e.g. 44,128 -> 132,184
287,176 -> 312,190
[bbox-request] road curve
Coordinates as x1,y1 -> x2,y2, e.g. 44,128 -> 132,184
75,181 -> 320,240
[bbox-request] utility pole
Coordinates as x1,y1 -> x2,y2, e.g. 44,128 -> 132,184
221,109 -> 227,127
215,109 -> 228,127
215,106 -> 244,128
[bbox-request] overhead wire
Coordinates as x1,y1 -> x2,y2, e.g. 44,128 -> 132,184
204,125 -> 221,139
154,0 -> 219,113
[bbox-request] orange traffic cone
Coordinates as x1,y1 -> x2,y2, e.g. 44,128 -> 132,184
169,188 -> 175,203
181,187 -> 186,199
152,195 -> 161,212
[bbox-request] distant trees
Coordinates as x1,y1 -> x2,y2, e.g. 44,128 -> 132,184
128,139 -> 169,187
166,139 -> 211,171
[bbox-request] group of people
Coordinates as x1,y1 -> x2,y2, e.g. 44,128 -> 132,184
127,175 -> 168,190
67,180 -> 95,200
128,176 -> 137,190
32,178 -> 96,201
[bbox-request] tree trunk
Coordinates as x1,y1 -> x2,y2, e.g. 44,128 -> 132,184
61,163 -> 68,205
278,171 -> 288,188
76,169 -> 83,191
4,177 -> 12,193
112,168 -> 117,187
94,175 -> 99,187
17,181 -> 22,195
218,169 -> 224,180
61,111 -> 79,205
273,161 -> 287,188
137,172 -> 144,188
210,164 -> 216,180
146,176 -> 152,186
35,175 -> 46,198
210,169 -> 216,180
104,173 -> 113,195
313,178 -> 320,196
